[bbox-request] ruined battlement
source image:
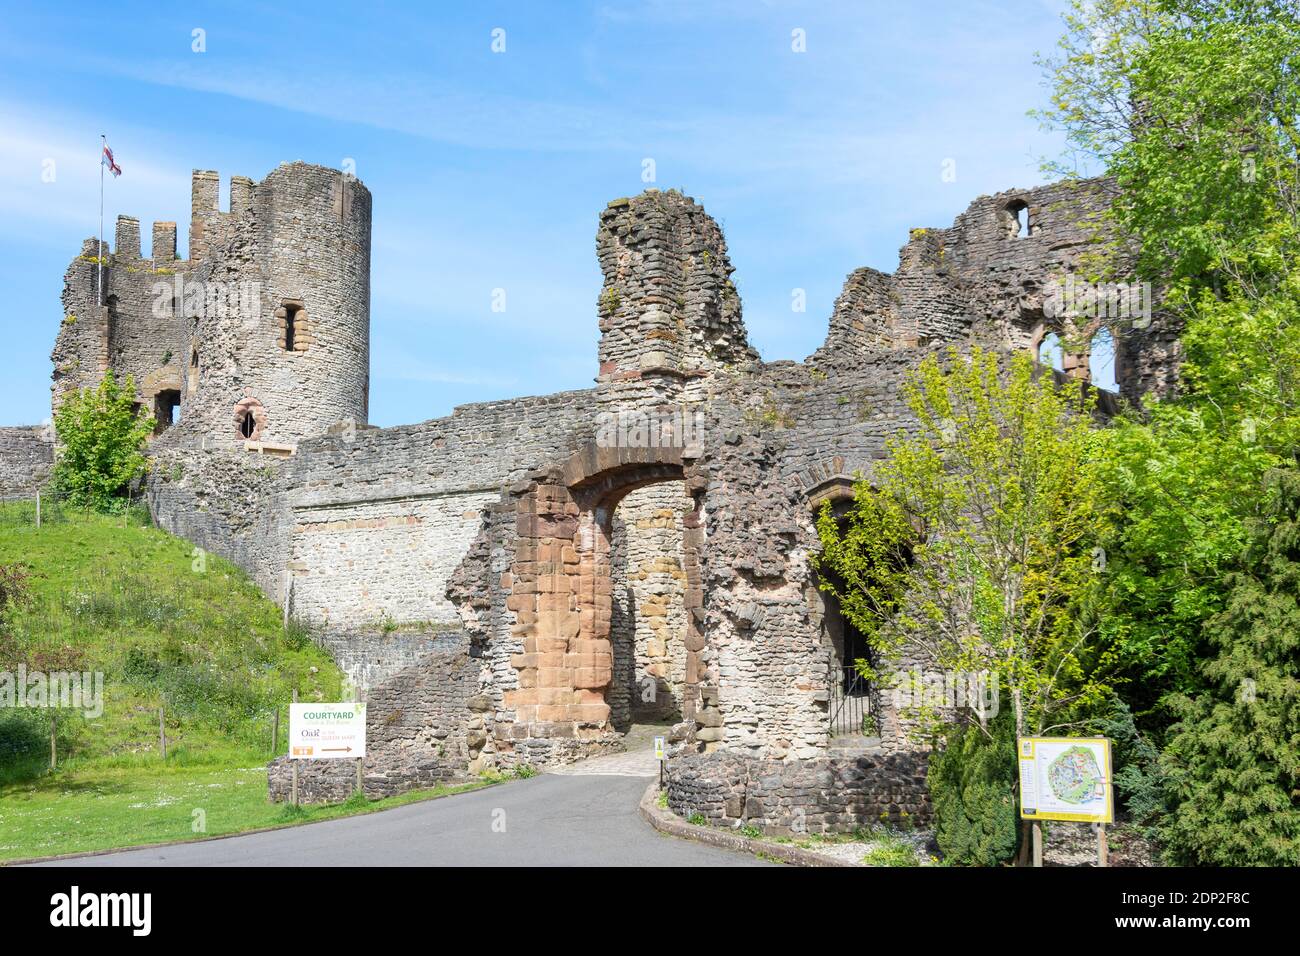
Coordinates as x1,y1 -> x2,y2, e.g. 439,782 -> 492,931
52,161 -> 372,451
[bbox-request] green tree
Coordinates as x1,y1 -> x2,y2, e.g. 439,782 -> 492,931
927,711 -> 1022,866
1158,469 -> 1300,865
1038,0 -> 1300,712
816,349 -> 1116,742
53,372 -> 154,511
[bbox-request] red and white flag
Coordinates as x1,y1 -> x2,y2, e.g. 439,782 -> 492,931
101,143 -> 122,178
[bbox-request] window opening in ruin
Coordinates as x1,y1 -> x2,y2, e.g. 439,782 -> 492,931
1007,200 -> 1030,238
189,348 -> 199,393
282,303 -> 299,351
1037,331 -> 1064,372
153,390 -> 181,433
1089,327 -> 1119,392
239,411 -> 256,439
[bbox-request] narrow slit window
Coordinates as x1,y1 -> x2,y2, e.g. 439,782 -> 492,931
283,304 -> 298,351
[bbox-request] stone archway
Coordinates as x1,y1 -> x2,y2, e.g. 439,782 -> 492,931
501,442 -> 706,746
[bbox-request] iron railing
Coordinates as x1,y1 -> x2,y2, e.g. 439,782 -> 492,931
829,663 -> 875,737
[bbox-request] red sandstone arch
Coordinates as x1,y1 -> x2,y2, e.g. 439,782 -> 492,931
502,441 -> 706,738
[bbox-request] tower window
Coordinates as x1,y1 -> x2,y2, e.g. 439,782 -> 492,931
277,300 -> 308,352
233,397 -> 266,441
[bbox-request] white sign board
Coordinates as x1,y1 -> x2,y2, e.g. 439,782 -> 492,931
1018,736 -> 1112,823
289,702 -> 366,759
653,736 -> 665,761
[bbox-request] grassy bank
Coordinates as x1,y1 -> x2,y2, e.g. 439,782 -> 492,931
0,502 -> 477,861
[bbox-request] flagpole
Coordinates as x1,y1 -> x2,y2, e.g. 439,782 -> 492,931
98,134 -> 105,307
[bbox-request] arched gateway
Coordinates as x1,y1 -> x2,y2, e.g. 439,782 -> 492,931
501,440 -> 705,741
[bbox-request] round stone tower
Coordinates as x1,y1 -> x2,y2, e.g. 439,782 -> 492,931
179,161 -> 371,450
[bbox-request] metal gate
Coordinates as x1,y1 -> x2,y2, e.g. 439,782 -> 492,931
829,663 -> 874,737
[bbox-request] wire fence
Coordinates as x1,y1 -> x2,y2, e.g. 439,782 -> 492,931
0,488 -> 152,529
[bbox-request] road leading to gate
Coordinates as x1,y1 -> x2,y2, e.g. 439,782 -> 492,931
31,772 -> 767,867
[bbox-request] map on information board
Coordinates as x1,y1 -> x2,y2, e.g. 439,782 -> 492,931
1018,736 -> 1112,823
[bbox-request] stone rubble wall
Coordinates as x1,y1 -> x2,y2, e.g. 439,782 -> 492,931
267,634 -> 475,802
809,177 -> 1180,403
666,749 -> 931,835
0,427 -> 54,501
150,387 -> 598,692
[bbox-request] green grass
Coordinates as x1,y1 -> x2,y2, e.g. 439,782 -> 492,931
0,503 -> 344,775
0,502 -> 489,861
0,762 -> 487,862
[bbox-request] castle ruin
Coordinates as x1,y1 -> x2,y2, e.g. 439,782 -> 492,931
15,161 -> 1181,832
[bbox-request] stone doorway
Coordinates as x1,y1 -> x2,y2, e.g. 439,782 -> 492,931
607,481 -> 693,731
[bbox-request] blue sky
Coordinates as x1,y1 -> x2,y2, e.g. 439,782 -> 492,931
0,0 -> 1081,428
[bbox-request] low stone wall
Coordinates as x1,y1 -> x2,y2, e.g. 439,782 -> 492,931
268,635 -> 476,803
0,427 -> 53,501
665,749 -> 931,835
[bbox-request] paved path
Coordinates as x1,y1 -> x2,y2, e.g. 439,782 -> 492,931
546,747 -> 661,776
34,770 -> 764,868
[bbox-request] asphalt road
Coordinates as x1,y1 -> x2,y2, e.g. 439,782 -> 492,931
34,773 -> 766,867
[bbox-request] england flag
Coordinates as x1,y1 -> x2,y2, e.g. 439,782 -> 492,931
101,142 -> 121,177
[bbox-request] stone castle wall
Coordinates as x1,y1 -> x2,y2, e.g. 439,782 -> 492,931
0,427 -> 54,500
666,749 -> 931,834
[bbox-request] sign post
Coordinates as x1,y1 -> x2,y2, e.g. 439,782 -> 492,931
654,735 -> 666,789
1018,736 -> 1113,868
289,701 -> 368,801
290,690 -> 298,806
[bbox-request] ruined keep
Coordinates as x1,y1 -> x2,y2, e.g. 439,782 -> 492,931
26,162 -> 1181,832
52,163 -> 370,453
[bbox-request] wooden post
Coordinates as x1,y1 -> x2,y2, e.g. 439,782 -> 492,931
1098,823 -> 1109,867
49,714 -> 56,770
271,707 -> 280,755
1032,821 -> 1043,867
159,706 -> 166,760
291,689 -> 299,807
355,756 -> 363,796
35,491 -> 41,530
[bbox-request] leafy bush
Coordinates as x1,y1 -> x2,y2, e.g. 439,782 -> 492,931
1095,698 -> 1169,842
928,713 -> 1021,866
53,371 -> 154,511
